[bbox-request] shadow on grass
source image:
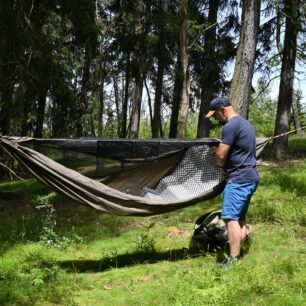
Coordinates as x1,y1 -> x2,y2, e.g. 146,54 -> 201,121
57,241 -> 251,273
58,248 -> 206,273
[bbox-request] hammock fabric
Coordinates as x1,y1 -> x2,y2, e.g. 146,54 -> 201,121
0,137 -> 269,216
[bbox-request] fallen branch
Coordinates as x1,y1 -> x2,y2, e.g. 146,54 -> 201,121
0,162 -> 24,181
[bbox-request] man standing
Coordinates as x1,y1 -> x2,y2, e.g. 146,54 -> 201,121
206,96 -> 259,266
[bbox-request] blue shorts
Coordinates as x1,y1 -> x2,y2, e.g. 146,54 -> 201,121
221,182 -> 258,221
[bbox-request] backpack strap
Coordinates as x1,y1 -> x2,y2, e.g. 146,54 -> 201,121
194,210 -> 221,231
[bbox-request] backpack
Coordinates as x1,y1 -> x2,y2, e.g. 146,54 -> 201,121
191,211 -> 228,252
191,211 -> 252,252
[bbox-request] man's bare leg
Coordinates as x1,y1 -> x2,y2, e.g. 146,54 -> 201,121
224,219 -> 242,257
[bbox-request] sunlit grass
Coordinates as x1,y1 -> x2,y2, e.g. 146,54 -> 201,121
0,135 -> 305,305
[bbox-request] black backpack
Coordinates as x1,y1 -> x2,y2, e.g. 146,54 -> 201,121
191,211 -> 228,252
191,211 -> 252,252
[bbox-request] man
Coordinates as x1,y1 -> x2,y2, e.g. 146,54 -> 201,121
206,96 -> 259,266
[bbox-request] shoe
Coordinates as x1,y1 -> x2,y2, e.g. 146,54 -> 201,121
219,255 -> 240,270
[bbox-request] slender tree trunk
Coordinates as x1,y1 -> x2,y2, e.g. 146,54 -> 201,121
98,60 -> 106,137
121,52 -> 130,138
128,73 -> 143,139
113,76 -> 121,137
90,114 -> 96,137
177,0 -> 190,138
152,0 -> 168,138
197,0 -> 219,138
291,92 -> 301,134
77,41 -> 92,137
169,55 -> 182,138
144,80 -> 153,128
0,33 -> 15,135
34,87 -> 48,138
273,0 -> 300,159
229,0 -> 260,118
0,84 -> 14,135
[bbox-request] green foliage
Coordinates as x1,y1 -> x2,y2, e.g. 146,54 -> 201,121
249,90 -> 277,137
34,192 -> 83,249
138,117 -> 152,139
185,112 -> 198,138
134,233 -> 156,253
0,250 -> 69,305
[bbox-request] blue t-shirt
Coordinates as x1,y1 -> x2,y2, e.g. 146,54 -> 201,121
221,116 -> 259,184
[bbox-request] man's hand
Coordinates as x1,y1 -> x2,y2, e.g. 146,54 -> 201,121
211,145 -> 219,155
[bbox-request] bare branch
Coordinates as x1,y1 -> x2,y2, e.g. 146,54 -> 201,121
188,22 -> 218,50
25,0 -> 34,31
0,162 -> 24,181
251,74 -> 281,103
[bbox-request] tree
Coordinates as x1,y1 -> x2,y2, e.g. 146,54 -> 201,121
176,0 -> 190,138
152,0 -> 168,138
229,0 -> 260,118
273,0 -> 301,159
197,0 -> 219,138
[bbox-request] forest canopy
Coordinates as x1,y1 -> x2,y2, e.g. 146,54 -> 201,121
0,0 -> 305,158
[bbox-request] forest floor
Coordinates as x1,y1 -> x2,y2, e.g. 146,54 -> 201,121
0,135 -> 305,305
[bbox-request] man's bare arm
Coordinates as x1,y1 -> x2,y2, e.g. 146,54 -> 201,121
214,143 -> 231,168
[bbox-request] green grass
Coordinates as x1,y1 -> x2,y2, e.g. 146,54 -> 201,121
0,136 -> 306,305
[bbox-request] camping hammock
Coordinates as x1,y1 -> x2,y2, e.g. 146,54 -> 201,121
0,137 -> 269,216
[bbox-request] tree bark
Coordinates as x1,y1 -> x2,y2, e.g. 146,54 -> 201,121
177,0 -> 190,138
128,73 -> 143,139
98,60 -> 106,137
76,41 -> 92,137
0,28 -> 15,135
0,84 -> 14,135
197,0 -> 219,138
121,52 -> 130,138
291,92 -> 301,134
273,0 -> 300,159
144,80 -> 153,128
113,76 -> 122,138
152,0 -> 168,138
229,0 -> 260,118
169,55 -> 182,138
34,87 -> 48,138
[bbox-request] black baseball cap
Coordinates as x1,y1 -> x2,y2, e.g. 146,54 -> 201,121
205,97 -> 231,118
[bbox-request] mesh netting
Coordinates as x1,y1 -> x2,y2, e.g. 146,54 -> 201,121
140,145 -> 225,201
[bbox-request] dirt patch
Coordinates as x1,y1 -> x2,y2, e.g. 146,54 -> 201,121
165,227 -> 189,240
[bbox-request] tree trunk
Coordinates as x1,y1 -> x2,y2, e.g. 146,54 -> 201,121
113,76 -> 121,138
229,0 -> 260,118
0,31 -> 15,135
197,0 -> 219,138
152,0 -> 168,138
128,74 -> 143,139
34,87 -> 48,138
76,41 -> 92,137
291,92 -> 301,134
144,80 -> 153,127
121,52 -> 130,138
169,55 -> 182,138
273,0 -> 300,159
98,60 -> 106,137
177,0 -> 190,138
0,84 -> 14,135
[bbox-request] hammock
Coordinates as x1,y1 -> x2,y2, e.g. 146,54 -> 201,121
0,137 -> 269,216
